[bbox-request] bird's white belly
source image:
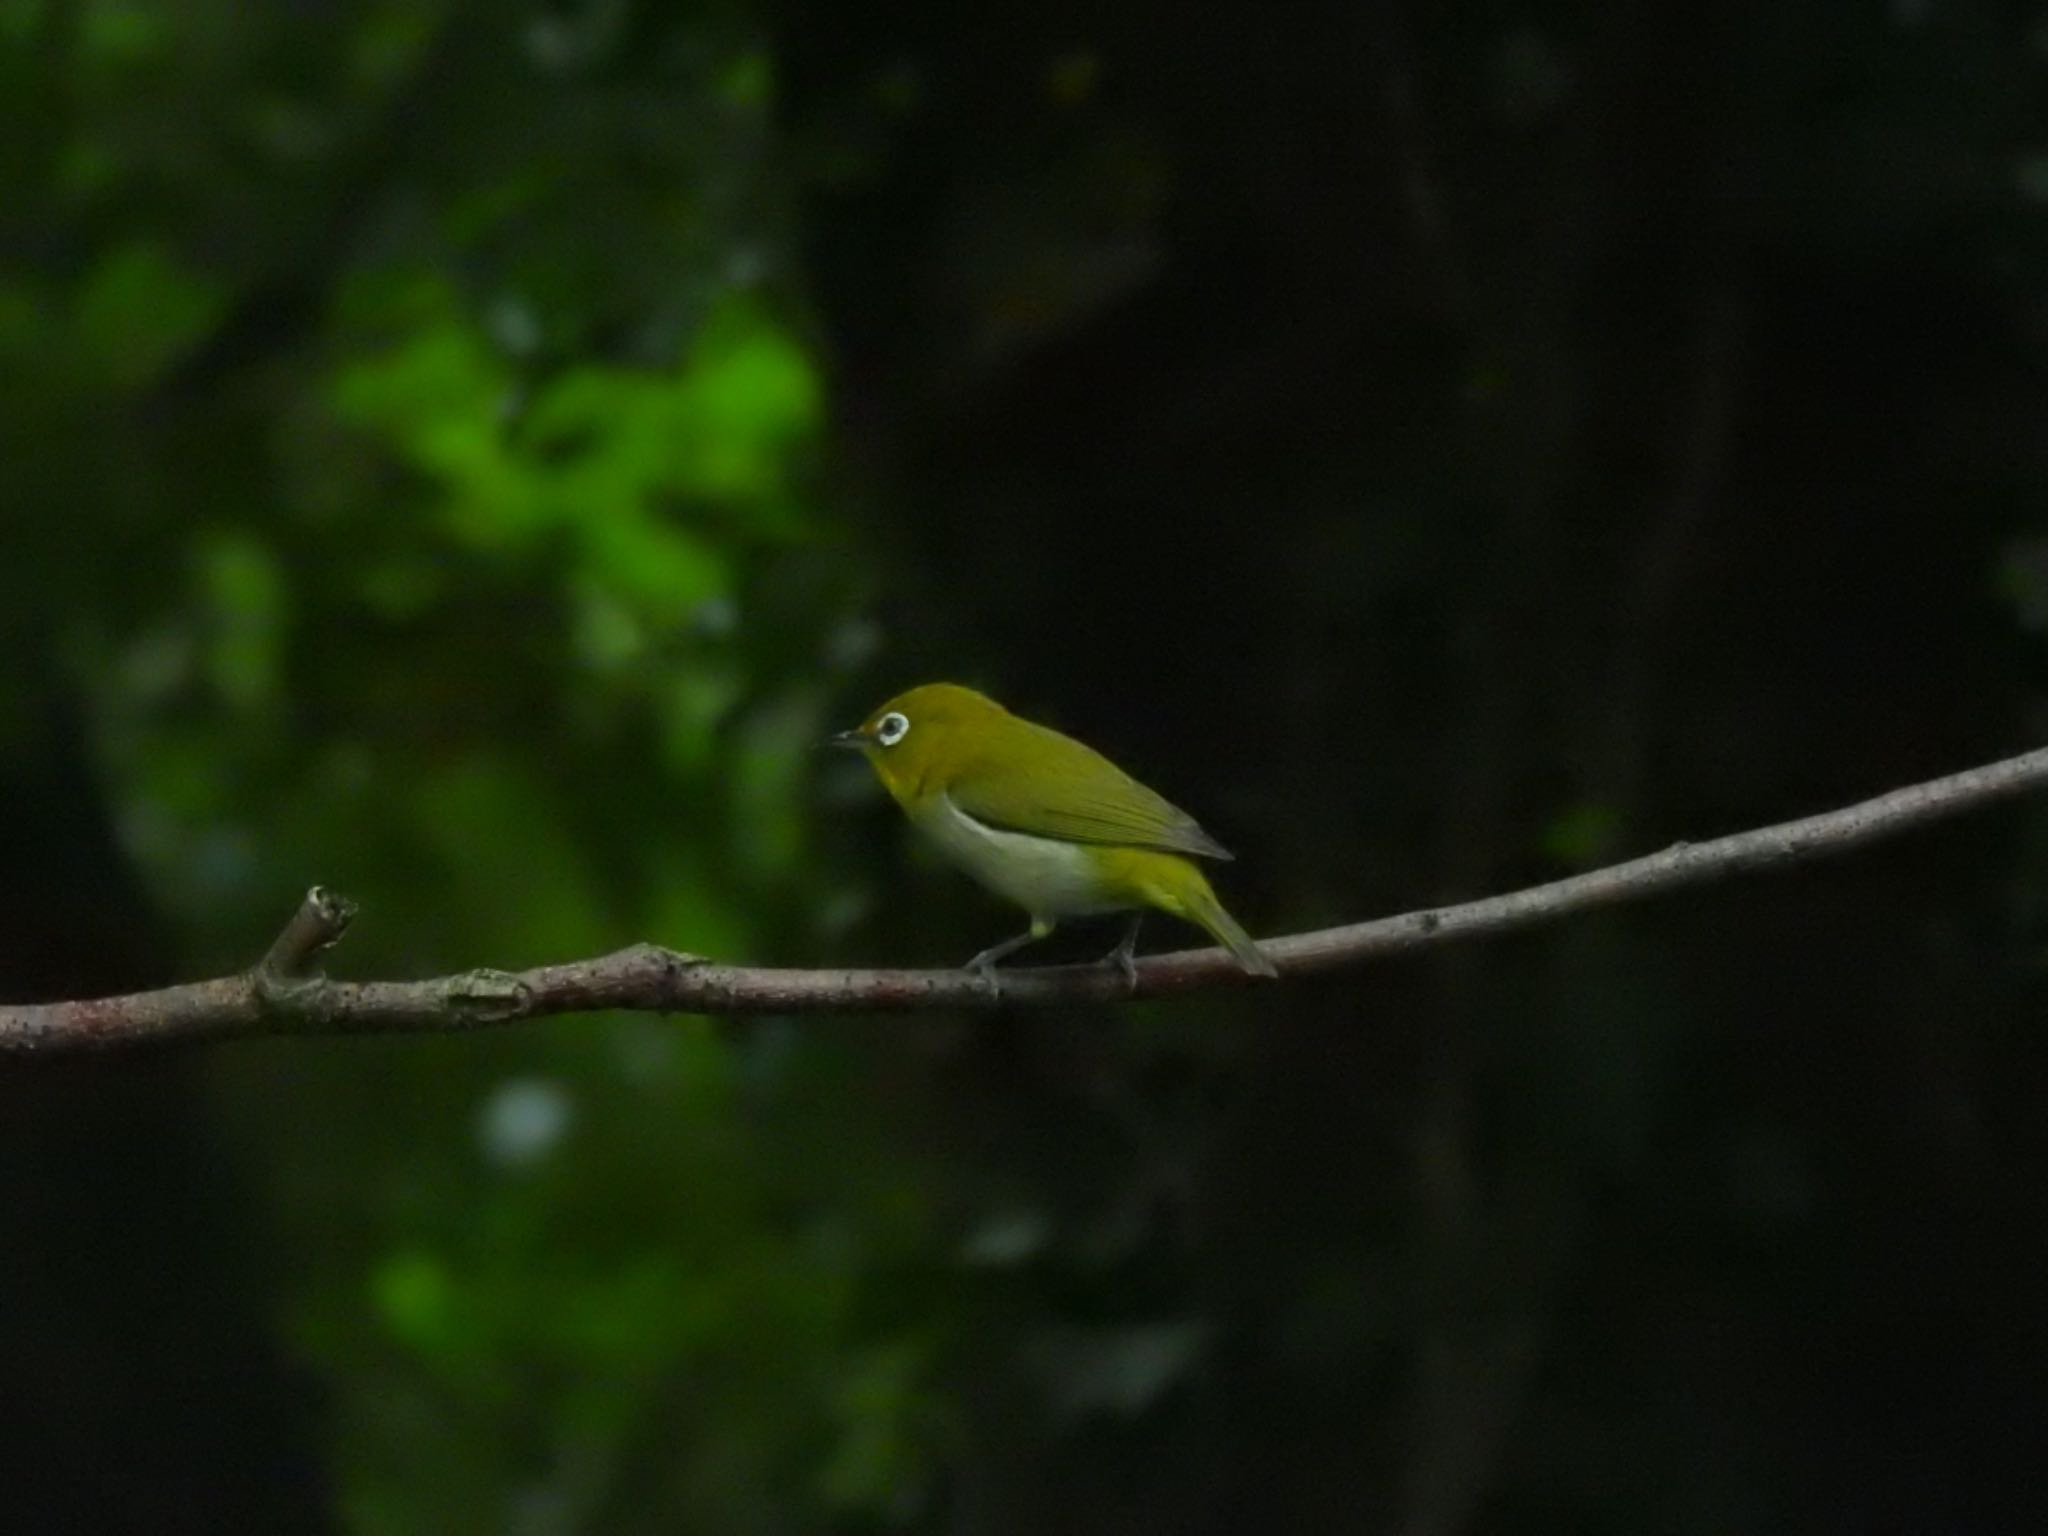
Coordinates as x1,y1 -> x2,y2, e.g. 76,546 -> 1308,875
915,795 -> 1127,919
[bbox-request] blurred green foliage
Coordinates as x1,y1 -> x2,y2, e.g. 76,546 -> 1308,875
1,3 -> 948,1531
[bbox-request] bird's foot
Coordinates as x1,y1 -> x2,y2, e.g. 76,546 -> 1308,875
965,926 -> 1050,1003
1102,946 -> 1139,994
1100,914 -> 1143,995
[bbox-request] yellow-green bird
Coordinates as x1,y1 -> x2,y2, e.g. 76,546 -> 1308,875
831,683 -> 1277,986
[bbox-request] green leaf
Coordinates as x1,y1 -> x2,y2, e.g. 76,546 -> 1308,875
73,241 -> 226,389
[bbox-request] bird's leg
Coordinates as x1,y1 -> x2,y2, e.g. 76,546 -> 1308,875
965,918 -> 1055,1000
1100,912 -> 1144,992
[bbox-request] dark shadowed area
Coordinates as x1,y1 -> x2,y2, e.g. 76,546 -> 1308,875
4,2 -> 2047,1531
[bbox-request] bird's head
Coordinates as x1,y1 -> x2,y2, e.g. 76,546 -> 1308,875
828,682 -> 1006,802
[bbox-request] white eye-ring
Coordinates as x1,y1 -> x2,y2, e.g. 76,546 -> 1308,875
875,711 -> 910,747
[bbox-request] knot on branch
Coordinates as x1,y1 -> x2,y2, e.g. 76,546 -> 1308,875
442,969 -> 533,1024
253,885 -> 361,1021
258,885 -> 357,977
617,943 -> 708,975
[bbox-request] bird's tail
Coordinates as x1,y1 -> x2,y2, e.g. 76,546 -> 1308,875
1149,863 -> 1278,978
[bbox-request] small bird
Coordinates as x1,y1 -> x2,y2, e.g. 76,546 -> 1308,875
830,683 -> 1277,987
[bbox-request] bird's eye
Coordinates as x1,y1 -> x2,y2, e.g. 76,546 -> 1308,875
875,711 -> 910,747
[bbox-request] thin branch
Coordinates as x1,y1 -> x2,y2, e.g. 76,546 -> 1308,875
256,885 -> 358,984
6,744 -> 2048,1054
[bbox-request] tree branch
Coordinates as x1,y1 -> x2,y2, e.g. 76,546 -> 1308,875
6,744 -> 2048,1054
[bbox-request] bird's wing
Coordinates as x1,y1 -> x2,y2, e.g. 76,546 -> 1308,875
949,718 -> 1234,860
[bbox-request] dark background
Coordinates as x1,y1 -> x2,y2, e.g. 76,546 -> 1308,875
5,1 -> 2047,1530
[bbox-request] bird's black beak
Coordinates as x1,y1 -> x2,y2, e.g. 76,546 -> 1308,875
824,728 -> 868,751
